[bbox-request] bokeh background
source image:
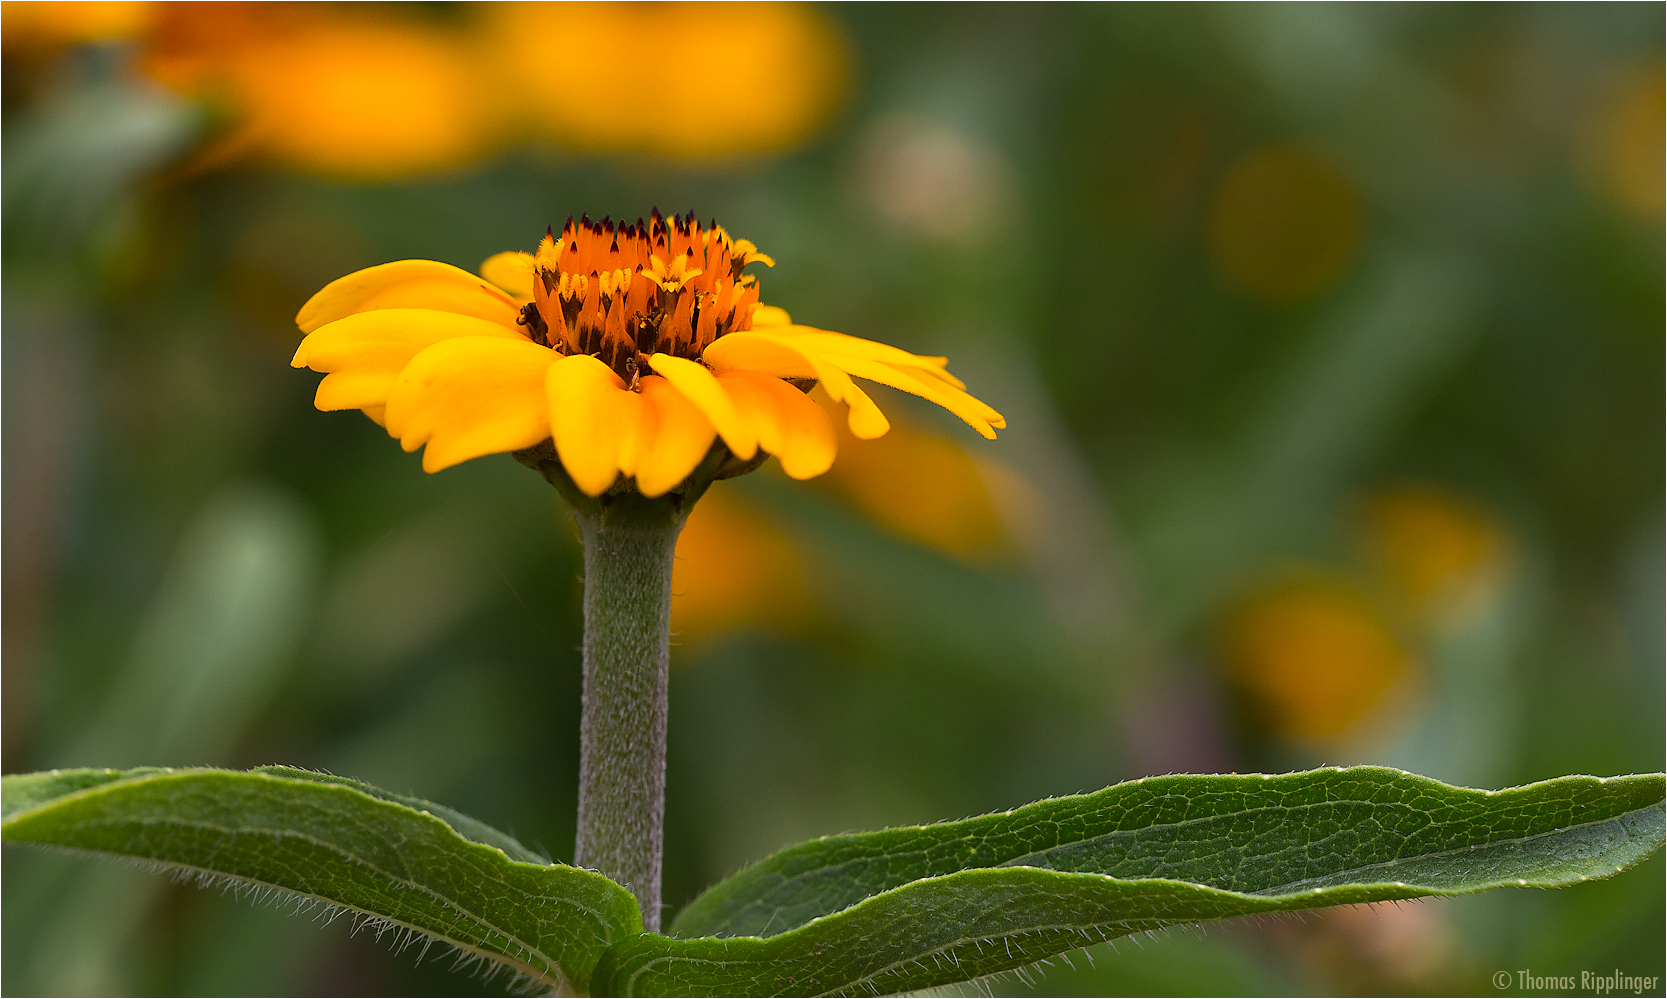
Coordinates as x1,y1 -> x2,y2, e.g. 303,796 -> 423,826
3,2 -> 1662,995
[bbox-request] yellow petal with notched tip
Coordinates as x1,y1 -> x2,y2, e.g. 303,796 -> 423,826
820,369 -> 890,439
547,354 -> 637,497
768,326 -> 964,388
750,304 -> 792,327
480,251 -> 536,302
716,369 -> 836,479
825,354 -> 1002,438
296,259 -> 521,333
648,353 -> 759,460
833,349 -> 1003,427
383,337 -> 556,472
704,332 -> 889,439
635,376 -> 718,497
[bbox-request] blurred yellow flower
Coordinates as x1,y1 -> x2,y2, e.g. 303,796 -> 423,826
292,212 -> 1003,496
818,398 -> 1010,563
142,5 -> 489,179
671,489 -> 811,644
1223,576 -> 1413,742
1,0 -> 153,50
13,2 -> 846,177
1208,145 -> 1362,303
1588,62 -> 1665,216
1358,486 -> 1508,625
481,2 -> 848,158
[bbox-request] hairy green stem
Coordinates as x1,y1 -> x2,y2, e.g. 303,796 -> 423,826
571,499 -> 684,933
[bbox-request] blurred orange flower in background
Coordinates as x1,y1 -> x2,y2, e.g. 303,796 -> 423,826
1358,486 -> 1510,626
1207,144 -> 1362,303
0,0 -> 154,50
141,4 -> 491,179
668,397 -> 1019,649
815,393 -> 1011,564
483,2 -> 848,160
3,0 -> 849,179
1588,62 -> 1665,216
671,490 -> 811,645
1223,575 -> 1414,743
1220,485 -> 1513,744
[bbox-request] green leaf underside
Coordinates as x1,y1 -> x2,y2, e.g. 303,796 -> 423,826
0,767 -> 640,993
3,767 -> 1661,998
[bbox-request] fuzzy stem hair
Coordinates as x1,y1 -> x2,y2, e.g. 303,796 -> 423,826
570,495 -> 685,933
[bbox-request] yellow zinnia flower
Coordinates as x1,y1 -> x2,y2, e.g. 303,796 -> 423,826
292,211 -> 1003,497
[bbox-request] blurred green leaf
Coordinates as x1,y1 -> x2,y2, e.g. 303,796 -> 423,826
1,767 -> 641,994
58,484 -> 322,769
8,485 -> 323,995
1,72 -> 201,250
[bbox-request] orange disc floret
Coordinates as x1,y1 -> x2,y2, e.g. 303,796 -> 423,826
528,210 -> 771,383
292,212 -> 1004,498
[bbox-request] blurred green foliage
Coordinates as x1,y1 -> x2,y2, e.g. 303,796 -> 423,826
3,3 -> 1662,996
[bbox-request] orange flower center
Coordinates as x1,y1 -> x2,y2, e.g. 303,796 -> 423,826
528,210 -> 774,384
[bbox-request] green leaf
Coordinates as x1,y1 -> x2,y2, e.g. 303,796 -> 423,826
250,766 -> 549,866
1,767 -> 639,994
610,767 -> 1664,997
6,767 -> 1660,997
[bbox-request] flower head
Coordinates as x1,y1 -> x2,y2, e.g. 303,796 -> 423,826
293,211 -> 1003,499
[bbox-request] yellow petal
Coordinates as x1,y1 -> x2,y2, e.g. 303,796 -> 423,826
702,331 -> 818,379
716,369 -> 836,479
363,406 -> 387,427
293,309 -> 524,412
314,370 -> 398,412
296,259 -> 521,333
903,363 -> 977,395
383,337 -> 556,472
293,309 -> 521,368
750,304 -> 793,327
648,353 -> 759,459
480,251 -> 536,302
858,352 -> 1002,427
825,354 -> 1002,439
547,354 -> 637,497
614,389 -> 649,480
770,325 -> 965,389
634,376 -> 717,497
704,332 -> 889,439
